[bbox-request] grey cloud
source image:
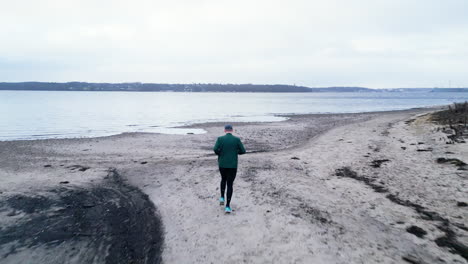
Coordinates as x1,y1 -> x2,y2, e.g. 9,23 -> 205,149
0,0 -> 467,87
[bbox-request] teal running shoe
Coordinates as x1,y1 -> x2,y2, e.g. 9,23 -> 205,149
219,197 -> 225,205
225,206 -> 232,213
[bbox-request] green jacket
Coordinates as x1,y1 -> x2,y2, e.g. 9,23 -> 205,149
213,133 -> 246,168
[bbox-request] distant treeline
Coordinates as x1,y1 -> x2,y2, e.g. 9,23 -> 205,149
0,82 -> 467,92
0,82 -> 312,92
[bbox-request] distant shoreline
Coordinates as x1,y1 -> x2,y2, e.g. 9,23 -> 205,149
1,82 -> 467,93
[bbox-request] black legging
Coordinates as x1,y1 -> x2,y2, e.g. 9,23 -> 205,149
219,167 -> 237,207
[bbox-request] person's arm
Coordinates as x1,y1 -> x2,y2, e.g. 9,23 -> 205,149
238,139 -> 246,155
213,138 -> 222,155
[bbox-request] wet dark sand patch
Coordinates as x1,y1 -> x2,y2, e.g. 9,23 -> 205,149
416,148 -> 433,152
370,159 -> 390,168
66,165 -> 90,172
0,168 -> 164,264
436,158 -> 467,170
406,226 -> 427,238
435,223 -> 468,261
402,254 -> 423,264
291,203 -> 330,224
335,167 -> 388,193
242,165 -> 274,183
405,119 -> 416,125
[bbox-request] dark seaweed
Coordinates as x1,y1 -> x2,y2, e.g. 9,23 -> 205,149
335,167 -> 468,261
0,168 -> 164,264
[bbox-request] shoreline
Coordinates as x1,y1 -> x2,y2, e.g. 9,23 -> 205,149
1,106 -> 467,263
0,104 -> 446,143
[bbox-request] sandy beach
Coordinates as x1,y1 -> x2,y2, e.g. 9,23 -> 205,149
0,107 -> 467,264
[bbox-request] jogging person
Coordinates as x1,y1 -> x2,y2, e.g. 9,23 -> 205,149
213,124 -> 246,213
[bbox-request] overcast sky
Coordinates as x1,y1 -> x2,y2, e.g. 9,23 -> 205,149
1,0 -> 467,88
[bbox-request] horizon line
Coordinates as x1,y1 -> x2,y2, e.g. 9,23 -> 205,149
0,81 -> 466,90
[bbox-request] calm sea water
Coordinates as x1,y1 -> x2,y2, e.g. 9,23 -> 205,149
1,91 -> 468,140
